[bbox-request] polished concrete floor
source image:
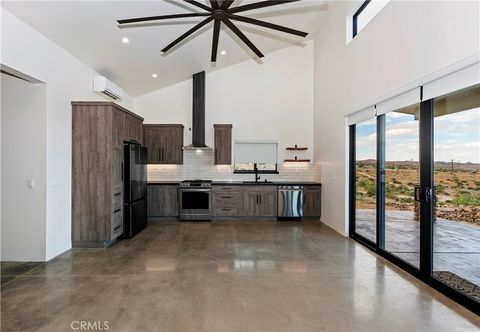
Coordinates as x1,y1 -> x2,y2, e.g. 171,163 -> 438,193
356,209 -> 480,285
1,221 -> 479,332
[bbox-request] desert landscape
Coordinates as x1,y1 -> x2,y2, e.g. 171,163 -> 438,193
355,160 -> 480,225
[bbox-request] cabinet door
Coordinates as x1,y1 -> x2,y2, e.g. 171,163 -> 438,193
124,115 -> 142,143
144,127 -> 161,164
214,125 -> 232,165
162,186 -> 179,216
134,118 -> 143,144
242,192 -> 258,217
148,185 -> 179,217
148,185 -> 163,216
143,125 -> 183,165
258,192 -> 277,217
112,110 -> 125,192
163,127 -> 183,164
304,187 -> 321,218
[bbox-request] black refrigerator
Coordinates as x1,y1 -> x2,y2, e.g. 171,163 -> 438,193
124,143 -> 147,238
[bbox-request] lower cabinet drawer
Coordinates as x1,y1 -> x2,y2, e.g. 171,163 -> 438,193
213,192 -> 242,207
113,210 -> 123,238
213,207 -> 241,216
113,192 -> 123,213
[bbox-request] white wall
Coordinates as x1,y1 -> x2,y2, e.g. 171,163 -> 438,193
0,9 -> 134,260
135,40 -> 315,168
1,74 -> 47,261
313,1 -> 480,235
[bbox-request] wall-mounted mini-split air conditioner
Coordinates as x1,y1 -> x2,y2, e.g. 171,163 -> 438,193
93,76 -> 124,101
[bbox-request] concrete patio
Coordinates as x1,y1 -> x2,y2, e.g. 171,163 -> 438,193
355,209 -> 480,286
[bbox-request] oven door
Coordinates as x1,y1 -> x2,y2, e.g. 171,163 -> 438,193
179,189 -> 211,220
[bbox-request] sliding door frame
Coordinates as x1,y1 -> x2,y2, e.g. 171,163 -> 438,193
348,99 -> 480,315
419,98 -> 434,277
349,121 -> 376,249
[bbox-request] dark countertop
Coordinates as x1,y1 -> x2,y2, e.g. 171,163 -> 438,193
212,181 -> 321,186
148,181 -> 321,186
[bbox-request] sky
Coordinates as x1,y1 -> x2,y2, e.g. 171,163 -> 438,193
356,107 -> 480,163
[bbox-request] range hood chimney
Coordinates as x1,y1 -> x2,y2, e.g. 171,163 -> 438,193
184,71 -> 212,150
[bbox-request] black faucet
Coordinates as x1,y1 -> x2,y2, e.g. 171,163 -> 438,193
254,163 -> 261,183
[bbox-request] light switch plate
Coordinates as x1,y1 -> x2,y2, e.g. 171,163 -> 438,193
27,178 -> 35,188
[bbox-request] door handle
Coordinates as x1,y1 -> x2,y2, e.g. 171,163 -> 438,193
121,162 -> 123,182
259,195 -> 262,205
415,186 -> 433,203
158,148 -> 161,162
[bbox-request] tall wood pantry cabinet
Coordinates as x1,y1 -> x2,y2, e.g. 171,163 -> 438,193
72,101 -> 143,248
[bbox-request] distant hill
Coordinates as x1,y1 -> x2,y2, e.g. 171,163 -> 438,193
356,159 -> 480,171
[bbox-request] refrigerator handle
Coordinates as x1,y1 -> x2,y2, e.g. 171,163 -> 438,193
121,162 -> 123,182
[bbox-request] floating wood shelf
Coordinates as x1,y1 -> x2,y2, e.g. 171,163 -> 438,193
284,159 -> 311,163
286,145 -> 308,151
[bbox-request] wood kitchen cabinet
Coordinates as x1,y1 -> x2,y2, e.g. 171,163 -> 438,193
212,186 -> 242,217
72,101 -> 144,248
214,124 -> 232,165
242,186 -> 277,217
147,185 -> 179,217
143,124 -> 184,164
303,186 -> 322,219
124,114 -> 143,144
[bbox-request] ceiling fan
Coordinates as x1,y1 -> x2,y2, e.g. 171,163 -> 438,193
117,0 -> 308,62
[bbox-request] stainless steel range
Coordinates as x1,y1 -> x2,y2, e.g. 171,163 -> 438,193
179,180 -> 212,221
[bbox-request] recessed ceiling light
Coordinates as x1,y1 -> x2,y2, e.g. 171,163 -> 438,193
152,73 -> 158,78
122,37 -> 129,44
220,50 -> 227,56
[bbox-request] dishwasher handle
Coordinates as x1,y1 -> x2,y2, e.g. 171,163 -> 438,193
278,185 -> 303,191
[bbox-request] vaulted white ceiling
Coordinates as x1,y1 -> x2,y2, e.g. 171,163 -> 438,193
2,0 -> 330,96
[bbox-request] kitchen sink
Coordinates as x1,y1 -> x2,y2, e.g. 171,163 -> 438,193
242,181 -> 274,184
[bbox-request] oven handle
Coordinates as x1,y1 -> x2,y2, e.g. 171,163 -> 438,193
179,189 -> 211,192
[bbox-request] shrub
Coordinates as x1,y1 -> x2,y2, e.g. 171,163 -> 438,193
451,191 -> 480,206
400,197 -> 414,204
436,184 -> 447,195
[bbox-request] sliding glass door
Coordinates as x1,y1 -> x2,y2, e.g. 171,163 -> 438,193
354,118 -> 377,243
349,70 -> 479,313
432,84 -> 480,302
384,105 -> 421,268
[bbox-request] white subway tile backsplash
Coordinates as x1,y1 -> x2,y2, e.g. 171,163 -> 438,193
148,150 -> 321,182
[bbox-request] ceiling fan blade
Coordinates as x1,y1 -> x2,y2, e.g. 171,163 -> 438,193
211,20 -> 221,62
228,14 -> 308,37
183,0 -> 212,12
117,12 -> 209,25
210,0 -> 220,9
222,18 -> 264,59
228,0 -> 301,14
162,16 -> 214,53
221,0 -> 235,10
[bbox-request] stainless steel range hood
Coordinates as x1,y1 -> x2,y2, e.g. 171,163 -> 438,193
183,71 -> 212,151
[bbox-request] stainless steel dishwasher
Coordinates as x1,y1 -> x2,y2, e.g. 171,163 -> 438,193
277,185 -> 304,220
